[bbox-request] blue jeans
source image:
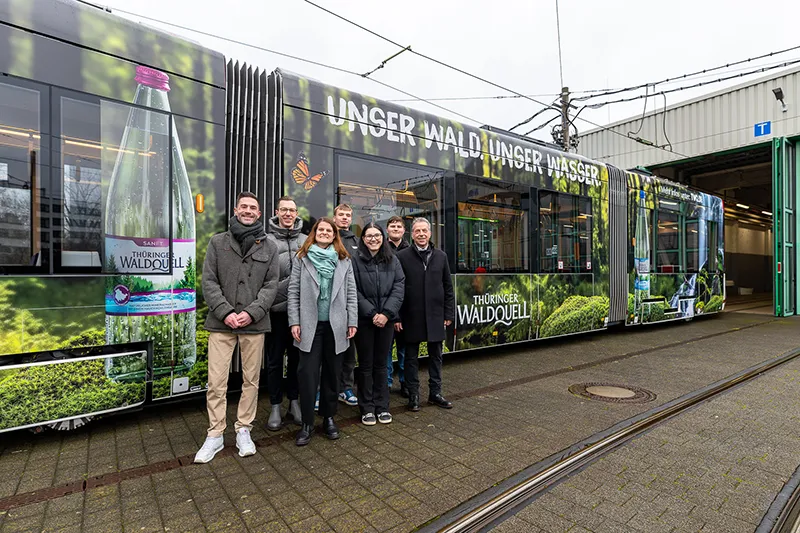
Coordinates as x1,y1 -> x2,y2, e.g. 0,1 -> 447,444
387,334 -> 405,387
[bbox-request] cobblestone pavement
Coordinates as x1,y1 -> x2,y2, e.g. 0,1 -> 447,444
492,351 -> 800,533
0,312 -> 798,532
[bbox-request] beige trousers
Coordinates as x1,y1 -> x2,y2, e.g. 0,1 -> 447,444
206,332 -> 265,437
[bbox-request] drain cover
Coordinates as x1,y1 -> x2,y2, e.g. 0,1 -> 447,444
569,382 -> 656,404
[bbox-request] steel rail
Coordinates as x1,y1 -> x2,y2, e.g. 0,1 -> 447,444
435,345 -> 800,533
774,484 -> 800,533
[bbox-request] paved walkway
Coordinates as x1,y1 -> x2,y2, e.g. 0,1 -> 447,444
493,353 -> 800,533
0,312 -> 798,532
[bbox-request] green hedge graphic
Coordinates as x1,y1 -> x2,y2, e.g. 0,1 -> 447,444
540,295 -> 609,338
0,359 -> 145,431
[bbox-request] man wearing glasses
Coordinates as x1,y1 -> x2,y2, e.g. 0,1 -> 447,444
264,196 -> 306,430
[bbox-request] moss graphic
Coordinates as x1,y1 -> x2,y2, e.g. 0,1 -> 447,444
540,295 -> 609,338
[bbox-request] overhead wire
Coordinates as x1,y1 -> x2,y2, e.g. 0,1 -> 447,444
523,115 -> 560,136
106,6 -> 486,126
509,99 -> 560,132
555,0 -> 564,89
302,0 -> 689,157
584,57 -> 800,110
88,5 -> 595,174
386,55 -> 800,104
573,42 -> 800,102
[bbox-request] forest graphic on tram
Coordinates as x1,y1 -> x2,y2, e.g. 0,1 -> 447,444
0,0 -> 725,433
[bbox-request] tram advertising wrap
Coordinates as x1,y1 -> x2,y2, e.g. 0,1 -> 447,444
0,1 -> 226,432
278,70 -> 612,352
626,172 -> 725,325
0,1 -> 725,433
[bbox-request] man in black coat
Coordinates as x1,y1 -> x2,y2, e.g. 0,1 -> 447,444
395,217 -> 455,411
334,203 -> 359,407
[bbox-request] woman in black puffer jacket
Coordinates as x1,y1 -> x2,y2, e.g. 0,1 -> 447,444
352,223 -> 405,426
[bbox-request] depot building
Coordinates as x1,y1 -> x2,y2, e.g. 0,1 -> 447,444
578,66 -> 800,318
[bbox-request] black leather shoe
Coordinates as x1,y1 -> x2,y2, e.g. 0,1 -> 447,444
408,395 -> 420,412
428,394 -> 453,409
295,424 -> 314,446
399,383 -> 409,398
322,417 -> 339,440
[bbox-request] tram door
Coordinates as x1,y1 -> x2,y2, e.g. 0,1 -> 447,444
772,137 -> 799,316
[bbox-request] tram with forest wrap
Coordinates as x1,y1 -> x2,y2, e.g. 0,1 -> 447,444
0,0 -> 725,433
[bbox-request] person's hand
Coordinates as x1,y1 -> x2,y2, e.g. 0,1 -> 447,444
444,320 -> 452,327
224,313 -> 240,329
291,325 -> 301,343
236,312 -> 253,327
347,326 -> 357,339
394,322 -> 403,332
373,313 -> 388,328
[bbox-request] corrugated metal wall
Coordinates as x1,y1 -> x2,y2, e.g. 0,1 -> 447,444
578,66 -> 800,169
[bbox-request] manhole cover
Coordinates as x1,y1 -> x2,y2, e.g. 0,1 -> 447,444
569,382 -> 656,404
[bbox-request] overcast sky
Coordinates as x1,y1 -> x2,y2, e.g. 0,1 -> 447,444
104,0 -> 800,144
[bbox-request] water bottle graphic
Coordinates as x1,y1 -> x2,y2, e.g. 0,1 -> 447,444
104,66 -> 196,384
633,190 -> 651,319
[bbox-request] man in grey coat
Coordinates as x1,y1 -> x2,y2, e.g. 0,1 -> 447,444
265,196 -> 306,430
194,192 -> 279,464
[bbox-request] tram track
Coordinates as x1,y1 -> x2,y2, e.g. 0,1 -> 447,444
421,342 -> 800,533
0,316 -> 781,513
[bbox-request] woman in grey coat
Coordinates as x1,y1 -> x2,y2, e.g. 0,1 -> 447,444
288,217 -> 358,446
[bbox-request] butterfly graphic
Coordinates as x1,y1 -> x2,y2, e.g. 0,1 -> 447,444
291,152 -> 327,191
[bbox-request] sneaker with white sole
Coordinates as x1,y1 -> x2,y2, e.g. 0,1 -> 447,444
361,413 -> 377,426
235,428 -> 256,457
339,389 -> 358,406
194,435 -> 224,464
377,412 -> 392,424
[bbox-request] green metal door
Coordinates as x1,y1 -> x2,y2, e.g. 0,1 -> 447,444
772,137 -> 798,316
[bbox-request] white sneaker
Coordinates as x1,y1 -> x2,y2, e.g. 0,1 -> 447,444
235,428 -> 256,457
194,435 -> 224,463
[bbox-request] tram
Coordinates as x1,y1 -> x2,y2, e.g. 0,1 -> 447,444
0,0 -> 725,433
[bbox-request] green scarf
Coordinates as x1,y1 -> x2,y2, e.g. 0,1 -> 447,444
307,244 -> 338,301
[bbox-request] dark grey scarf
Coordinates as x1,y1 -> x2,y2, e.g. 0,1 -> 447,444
229,216 -> 264,255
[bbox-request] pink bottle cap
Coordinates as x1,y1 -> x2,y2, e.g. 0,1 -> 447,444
135,65 -> 170,92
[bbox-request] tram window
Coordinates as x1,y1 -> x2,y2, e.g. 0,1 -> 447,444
707,221 -> 719,272
456,178 -> 528,272
655,208 -> 681,272
539,191 -> 592,273
0,81 -> 46,270
337,155 -> 442,246
686,220 -> 699,272
60,97 -> 103,269
56,94 -> 172,273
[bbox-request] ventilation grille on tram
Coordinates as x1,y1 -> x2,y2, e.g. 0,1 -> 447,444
608,165 -> 628,324
225,60 -> 278,219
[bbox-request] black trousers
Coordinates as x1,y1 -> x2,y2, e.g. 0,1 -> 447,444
339,342 -> 356,393
266,311 -> 299,405
297,321 -> 342,425
354,320 -> 394,415
405,341 -> 443,398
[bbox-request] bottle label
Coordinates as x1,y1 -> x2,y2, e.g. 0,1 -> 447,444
634,257 -> 650,291
105,235 -> 196,316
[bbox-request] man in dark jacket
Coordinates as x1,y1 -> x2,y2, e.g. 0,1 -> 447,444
334,203 -> 359,407
195,192 -> 279,464
396,217 -> 455,411
264,196 -> 306,430
385,216 -> 409,397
